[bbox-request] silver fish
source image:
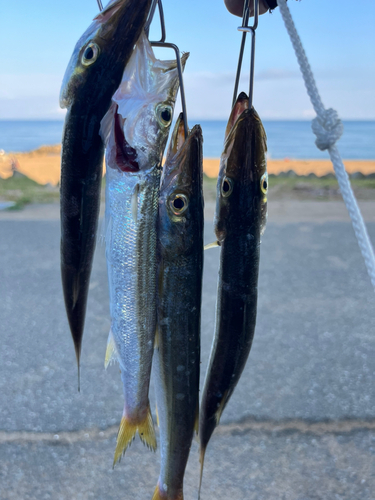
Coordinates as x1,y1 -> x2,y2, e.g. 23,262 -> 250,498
100,33 -> 188,466
152,115 -> 204,500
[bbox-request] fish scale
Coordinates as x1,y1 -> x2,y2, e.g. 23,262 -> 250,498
153,116 -> 204,500
100,32 -> 188,467
105,164 -> 160,462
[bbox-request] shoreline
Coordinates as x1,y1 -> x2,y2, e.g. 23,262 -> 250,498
0,145 -> 374,185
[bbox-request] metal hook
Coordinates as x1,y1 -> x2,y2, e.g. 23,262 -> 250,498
147,0 -> 188,139
232,0 -> 259,109
145,0 -> 166,41
96,0 -> 188,139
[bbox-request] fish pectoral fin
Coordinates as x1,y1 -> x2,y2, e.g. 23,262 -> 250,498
104,329 -> 118,369
204,241 -> 220,251
113,406 -> 157,467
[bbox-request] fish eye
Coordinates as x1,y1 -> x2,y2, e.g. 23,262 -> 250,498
260,173 -> 268,194
221,176 -> 233,198
156,104 -> 173,127
82,43 -> 100,66
169,193 -> 188,216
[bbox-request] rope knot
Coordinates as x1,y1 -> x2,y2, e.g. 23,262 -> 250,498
311,108 -> 343,151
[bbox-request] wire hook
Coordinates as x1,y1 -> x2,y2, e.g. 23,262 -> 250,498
147,0 -> 188,139
96,0 -> 188,139
232,0 -> 259,109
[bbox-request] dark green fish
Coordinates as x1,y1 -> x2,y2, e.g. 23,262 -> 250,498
153,115 -> 204,500
199,92 -> 268,495
59,0 -> 151,387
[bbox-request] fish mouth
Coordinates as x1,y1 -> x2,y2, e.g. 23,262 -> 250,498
225,92 -> 249,140
113,105 -> 139,172
162,113 -> 202,185
93,0 -> 127,24
168,113 -> 187,156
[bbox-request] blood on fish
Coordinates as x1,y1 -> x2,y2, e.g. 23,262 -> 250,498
114,107 -> 139,172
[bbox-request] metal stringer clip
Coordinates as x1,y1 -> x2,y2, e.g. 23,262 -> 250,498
232,0 -> 259,109
146,0 -> 189,139
95,0 -> 188,139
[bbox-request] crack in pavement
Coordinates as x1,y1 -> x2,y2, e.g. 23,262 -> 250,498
1,418 -> 375,444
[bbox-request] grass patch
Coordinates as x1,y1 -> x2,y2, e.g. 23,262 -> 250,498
0,172 -> 373,210
0,174 -> 59,210
203,174 -> 375,201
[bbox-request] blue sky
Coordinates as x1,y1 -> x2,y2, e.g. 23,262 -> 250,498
0,0 -> 374,120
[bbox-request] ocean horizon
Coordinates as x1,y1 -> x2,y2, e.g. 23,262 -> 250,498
0,119 -> 374,160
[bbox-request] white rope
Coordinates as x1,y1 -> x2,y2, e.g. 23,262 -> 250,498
277,0 -> 375,292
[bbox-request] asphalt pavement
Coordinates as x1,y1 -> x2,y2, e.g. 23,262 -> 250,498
0,201 -> 374,500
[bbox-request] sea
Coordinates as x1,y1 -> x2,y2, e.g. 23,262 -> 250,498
0,120 -> 374,159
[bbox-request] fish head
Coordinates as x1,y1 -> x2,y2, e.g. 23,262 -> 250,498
159,114 -> 203,255
60,0 -> 150,109
101,33 -> 189,172
215,92 -> 268,242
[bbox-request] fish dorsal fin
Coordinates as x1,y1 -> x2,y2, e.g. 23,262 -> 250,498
104,329 -> 118,369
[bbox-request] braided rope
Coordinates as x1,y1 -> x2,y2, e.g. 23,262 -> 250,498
277,0 -> 375,292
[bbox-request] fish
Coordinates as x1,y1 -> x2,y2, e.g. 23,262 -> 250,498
60,0 -> 152,387
100,33 -> 189,466
152,115 -> 204,500
198,92 -> 268,496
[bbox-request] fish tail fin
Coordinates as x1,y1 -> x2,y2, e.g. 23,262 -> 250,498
113,417 -> 137,467
198,447 -> 206,500
113,406 -> 157,467
138,406 -> 157,451
152,482 -> 184,500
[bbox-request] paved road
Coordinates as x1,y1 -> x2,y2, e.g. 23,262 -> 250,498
0,201 -> 374,499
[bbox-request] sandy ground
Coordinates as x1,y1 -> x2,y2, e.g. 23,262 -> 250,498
1,145 -> 374,185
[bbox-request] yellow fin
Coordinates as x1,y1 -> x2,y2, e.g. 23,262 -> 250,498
152,483 -> 184,500
113,406 -> 156,467
204,241 -> 220,251
151,485 -> 163,500
155,403 -> 159,427
198,447 -> 206,500
215,389 -> 229,425
104,330 -> 117,369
